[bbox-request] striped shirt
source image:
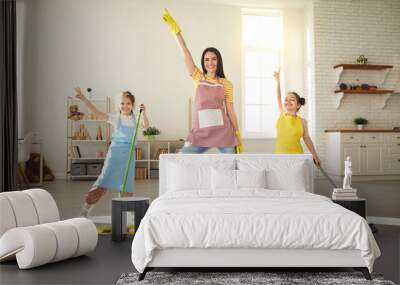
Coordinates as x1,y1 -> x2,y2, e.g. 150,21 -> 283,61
191,67 -> 234,103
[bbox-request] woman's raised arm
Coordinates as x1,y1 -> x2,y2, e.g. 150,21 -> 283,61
273,69 -> 284,113
163,9 -> 196,75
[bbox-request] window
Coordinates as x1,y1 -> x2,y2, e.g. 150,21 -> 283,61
242,11 -> 283,138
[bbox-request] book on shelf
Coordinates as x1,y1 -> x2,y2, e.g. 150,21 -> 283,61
75,146 -> 81,158
332,188 -> 358,199
333,188 -> 357,193
71,146 -> 81,158
150,168 -> 159,179
135,147 -> 142,160
333,193 -> 357,197
154,148 -> 168,160
135,167 -> 147,180
332,194 -> 359,200
332,189 -> 358,200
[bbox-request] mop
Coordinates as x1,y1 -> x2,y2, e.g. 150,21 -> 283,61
317,165 -> 338,188
121,109 -> 143,235
120,109 -> 142,196
97,110 -> 143,235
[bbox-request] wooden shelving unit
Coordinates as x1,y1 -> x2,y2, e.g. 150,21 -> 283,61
135,140 -> 185,180
333,63 -> 394,109
71,157 -> 106,161
67,95 -> 184,181
66,96 -> 111,180
70,140 -> 108,143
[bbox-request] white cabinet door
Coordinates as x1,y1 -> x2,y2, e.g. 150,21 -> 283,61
362,145 -> 383,175
343,144 -> 362,175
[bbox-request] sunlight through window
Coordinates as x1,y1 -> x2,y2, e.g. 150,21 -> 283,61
242,12 -> 282,138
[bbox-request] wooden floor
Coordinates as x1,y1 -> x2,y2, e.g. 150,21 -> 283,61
1,227 -> 399,284
42,178 -> 400,220
44,179 -> 159,220
1,178 -> 399,284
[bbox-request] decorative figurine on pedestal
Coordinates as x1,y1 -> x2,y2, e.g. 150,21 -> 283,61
332,156 -> 358,200
343,156 -> 352,190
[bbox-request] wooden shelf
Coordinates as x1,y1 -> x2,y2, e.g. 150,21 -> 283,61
334,64 -> 393,85
333,64 -> 395,109
334,89 -> 394,94
70,119 -> 107,122
333,64 -> 393,70
70,157 -> 105,160
70,139 -> 107,143
325,128 -> 400,133
68,97 -> 108,103
334,89 -> 394,109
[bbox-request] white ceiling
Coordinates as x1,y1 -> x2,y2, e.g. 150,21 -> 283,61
174,0 -> 312,9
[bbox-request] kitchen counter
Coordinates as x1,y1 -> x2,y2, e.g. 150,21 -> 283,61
325,128 -> 400,133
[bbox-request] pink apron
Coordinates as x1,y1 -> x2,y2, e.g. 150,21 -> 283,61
186,79 -> 238,147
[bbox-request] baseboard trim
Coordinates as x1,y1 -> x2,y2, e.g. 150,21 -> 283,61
367,216 -> 400,226
89,215 -> 111,224
54,173 -> 65,180
89,214 -> 135,225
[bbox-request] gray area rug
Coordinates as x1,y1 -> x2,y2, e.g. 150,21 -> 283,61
117,272 -> 396,285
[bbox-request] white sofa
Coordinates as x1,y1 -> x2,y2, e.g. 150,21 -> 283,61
0,188 -> 97,269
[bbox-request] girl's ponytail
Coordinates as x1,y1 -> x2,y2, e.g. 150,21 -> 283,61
289,92 -> 305,110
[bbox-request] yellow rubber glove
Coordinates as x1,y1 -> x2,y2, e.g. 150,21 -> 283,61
162,8 -> 181,34
235,130 -> 244,154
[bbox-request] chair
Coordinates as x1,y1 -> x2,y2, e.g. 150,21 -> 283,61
17,132 -> 34,189
0,188 -> 98,269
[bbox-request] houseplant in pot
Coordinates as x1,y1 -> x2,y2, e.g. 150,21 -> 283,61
143,126 -> 161,142
353,117 -> 368,130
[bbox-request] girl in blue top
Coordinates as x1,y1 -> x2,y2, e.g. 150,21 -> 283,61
74,88 -> 150,217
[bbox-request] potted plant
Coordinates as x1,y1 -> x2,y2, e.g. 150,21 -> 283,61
353,117 -> 368,130
143,126 -> 161,142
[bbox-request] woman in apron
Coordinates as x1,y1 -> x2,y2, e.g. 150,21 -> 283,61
74,88 -> 150,217
163,9 -> 243,153
273,70 -> 321,165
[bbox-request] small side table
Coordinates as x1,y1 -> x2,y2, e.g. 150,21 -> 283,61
332,198 -> 366,219
112,197 -> 150,242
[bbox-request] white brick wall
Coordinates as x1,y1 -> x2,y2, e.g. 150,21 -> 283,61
313,0 -> 400,162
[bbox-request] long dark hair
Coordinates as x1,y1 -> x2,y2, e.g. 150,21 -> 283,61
201,47 -> 225,78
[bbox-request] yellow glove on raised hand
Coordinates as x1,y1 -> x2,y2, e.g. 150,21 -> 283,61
162,8 -> 181,34
235,130 -> 244,154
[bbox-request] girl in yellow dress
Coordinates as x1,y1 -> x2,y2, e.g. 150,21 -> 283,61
274,70 -> 321,165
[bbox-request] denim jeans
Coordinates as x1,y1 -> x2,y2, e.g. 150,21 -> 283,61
180,143 -> 236,154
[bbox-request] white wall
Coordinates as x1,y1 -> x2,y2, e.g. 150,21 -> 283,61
312,0 -> 400,163
20,0 -> 307,177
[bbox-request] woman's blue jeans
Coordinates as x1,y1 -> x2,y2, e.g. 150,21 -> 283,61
180,144 -> 236,154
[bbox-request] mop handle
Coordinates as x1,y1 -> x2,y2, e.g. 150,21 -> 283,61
317,165 -> 338,189
120,110 -> 143,195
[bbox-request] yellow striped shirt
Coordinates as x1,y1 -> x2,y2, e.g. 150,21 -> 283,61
191,67 -> 234,103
